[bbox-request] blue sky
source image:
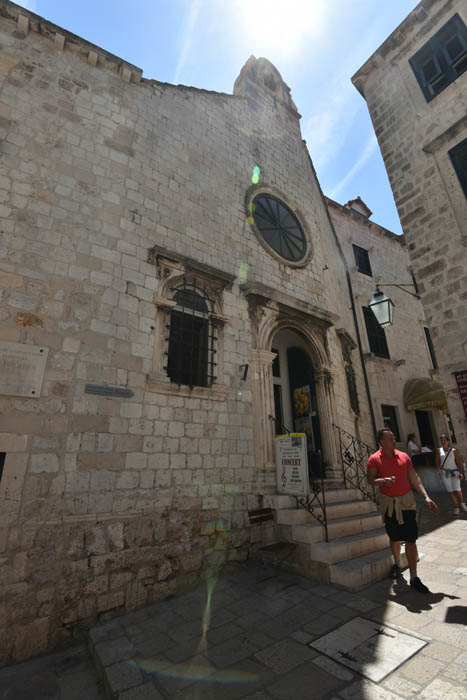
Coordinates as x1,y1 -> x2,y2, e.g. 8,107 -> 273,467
18,1 -> 420,234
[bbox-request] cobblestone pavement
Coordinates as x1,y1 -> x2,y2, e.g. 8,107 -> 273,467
1,491 -> 466,700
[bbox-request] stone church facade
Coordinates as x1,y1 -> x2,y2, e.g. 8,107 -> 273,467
352,0 -> 467,455
0,1 -> 450,663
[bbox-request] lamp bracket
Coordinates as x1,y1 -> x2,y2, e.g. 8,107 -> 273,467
376,283 -> 419,299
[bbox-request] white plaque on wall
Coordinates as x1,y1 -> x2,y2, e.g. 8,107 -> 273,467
275,433 -> 309,496
0,341 -> 48,398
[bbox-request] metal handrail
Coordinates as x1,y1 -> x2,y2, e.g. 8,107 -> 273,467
334,424 -> 379,505
269,415 -> 328,542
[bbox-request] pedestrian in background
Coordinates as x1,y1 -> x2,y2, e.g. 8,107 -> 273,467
435,434 -> 467,515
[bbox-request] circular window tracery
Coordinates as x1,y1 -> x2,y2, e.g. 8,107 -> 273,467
251,193 -> 307,262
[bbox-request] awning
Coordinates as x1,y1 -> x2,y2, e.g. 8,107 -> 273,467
404,377 -> 448,413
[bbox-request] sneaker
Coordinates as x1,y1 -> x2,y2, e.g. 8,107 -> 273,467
460,503 -> 467,512
410,577 -> 429,594
389,564 -> 402,579
453,508 -> 460,515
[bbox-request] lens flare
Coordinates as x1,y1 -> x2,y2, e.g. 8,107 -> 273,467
238,261 -> 249,282
129,658 -> 259,684
251,165 -> 261,184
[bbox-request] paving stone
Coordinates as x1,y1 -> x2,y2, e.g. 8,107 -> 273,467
105,661 -> 143,695
422,641 -> 461,663
118,682 -> 164,700
266,659 -> 343,699
95,637 -> 136,667
254,638 -> 316,674
302,613 -> 341,637
155,653 -> 216,695
382,675 -> 422,696
312,655 -> 354,681
171,658 -> 272,700
337,679 -> 402,700
419,677 -> 467,699
399,654 -> 444,683
90,621 -> 126,645
207,631 -> 274,669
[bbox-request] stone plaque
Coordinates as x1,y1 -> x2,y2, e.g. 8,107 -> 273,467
85,384 -> 134,398
310,616 -> 428,682
0,341 -> 48,398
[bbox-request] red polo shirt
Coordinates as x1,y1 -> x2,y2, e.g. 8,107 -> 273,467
367,448 -> 412,497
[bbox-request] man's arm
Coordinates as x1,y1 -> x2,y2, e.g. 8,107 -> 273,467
367,466 -> 394,488
408,466 -> 439,513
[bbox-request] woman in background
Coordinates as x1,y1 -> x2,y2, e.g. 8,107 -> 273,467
436,434 -> 467,515
406,433 -> 422,458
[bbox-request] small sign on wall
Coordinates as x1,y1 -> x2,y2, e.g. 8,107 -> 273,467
453,370 -> 467,419
0,341 -> 48,398
275,433 -> 309,496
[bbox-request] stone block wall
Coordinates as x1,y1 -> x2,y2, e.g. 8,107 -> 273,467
328,199 -> 447,448
0,3 -> 367,663
352,0 -> 467,453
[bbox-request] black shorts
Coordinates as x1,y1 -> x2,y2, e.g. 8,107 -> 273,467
384,509 -> 418,543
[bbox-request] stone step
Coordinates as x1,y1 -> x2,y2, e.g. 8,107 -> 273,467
305,527 -> 388,564
276,499 -> 376,526
321,488 -> 364,503
329,548 -> 409,591
263,487 -> 364,512
283,511 -> 382,544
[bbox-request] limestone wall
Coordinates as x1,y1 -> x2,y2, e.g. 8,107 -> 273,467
328,199 -> 447,449
0,3 -> 367,663
352,0 -> 467,454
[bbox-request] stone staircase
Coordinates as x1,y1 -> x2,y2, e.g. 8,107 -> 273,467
263,485 -> 407,591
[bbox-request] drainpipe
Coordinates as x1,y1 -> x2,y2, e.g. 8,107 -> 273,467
346,270 -> 378,443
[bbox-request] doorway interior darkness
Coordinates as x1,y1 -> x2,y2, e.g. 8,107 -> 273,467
416,410 -> 435,449
271,330 -> 324,477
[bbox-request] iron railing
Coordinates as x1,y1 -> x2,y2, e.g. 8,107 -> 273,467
334,425 -> 379,505
269,415 -> 328,541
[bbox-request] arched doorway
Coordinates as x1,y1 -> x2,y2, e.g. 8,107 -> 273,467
271,329 -> 324,477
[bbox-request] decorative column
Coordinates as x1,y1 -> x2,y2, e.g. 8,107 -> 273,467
249,348 -> 277,493
315,367 -> 340,479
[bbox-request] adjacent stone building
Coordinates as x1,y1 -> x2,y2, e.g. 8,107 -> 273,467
352,0 -> 467,455
328,196 -> 447,450
0,1 -> 451,663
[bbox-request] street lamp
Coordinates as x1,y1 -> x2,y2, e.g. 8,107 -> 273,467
369,284 -> 419,328
369,288 -> 394,327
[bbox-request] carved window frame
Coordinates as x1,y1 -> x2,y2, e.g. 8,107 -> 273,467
147,251 -> 230,400
337,329 -> 360,417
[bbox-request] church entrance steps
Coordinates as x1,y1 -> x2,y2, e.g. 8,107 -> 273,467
294,527 -> 389,564
276,498 -> 376,526
328,548 -> 409,591
280,511 -> 382,544
260,486 -> 405,589
263,487 -> 363,510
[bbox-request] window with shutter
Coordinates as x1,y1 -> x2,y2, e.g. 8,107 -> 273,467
409,14 -> 467,101
352,244 -> 372,276
363,306 -> 390,359
448,138 -> 467,198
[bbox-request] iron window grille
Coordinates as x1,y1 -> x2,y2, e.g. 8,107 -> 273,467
165,280 -> 216,388
363,306 -> 390,359
251,193 -> 307,262
448,137 -> 467,198
352,244 -> 372,276
409,13 -> 467,102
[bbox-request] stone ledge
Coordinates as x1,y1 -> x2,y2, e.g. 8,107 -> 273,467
146,375 -> 229,401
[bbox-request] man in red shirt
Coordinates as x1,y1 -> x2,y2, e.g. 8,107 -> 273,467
367,428 -> 439,593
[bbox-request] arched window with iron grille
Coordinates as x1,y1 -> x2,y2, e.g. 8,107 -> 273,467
166,280 -> 216,388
